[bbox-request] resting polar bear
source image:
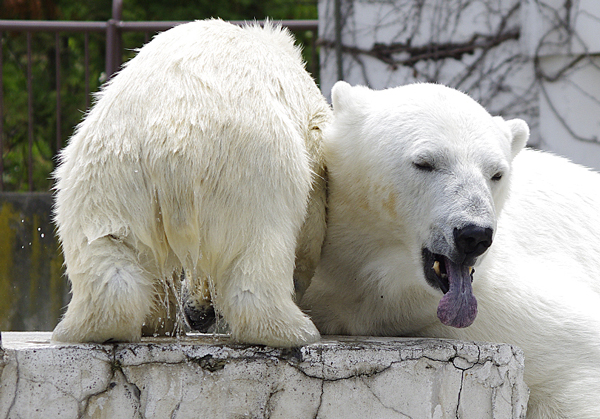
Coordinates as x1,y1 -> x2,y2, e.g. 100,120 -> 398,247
302,82 -> 600,418
52,20 -> 330,347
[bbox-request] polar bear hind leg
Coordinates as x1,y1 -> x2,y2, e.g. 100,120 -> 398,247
52,235 -> 156,343
215,230 -> 320,347
175,129 -> 321,346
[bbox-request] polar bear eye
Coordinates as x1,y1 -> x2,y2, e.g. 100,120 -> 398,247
413,161 -> 434,172
491,172 -> 503,181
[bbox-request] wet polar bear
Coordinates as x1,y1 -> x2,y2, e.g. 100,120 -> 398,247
52,20 -> 331,347
302,82 -> 600,418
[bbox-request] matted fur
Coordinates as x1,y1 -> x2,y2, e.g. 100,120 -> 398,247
53,20 -> 330,347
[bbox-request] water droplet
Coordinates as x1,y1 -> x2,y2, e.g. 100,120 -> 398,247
37,227 -> 41,231
40,234 -> 45,238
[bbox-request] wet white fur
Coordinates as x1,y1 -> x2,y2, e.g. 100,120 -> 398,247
53,20 -> 330,347
302,81 -> 600,418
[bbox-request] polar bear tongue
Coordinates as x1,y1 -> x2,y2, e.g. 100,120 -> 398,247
437,257 -> 478,328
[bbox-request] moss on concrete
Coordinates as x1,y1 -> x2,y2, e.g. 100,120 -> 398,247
0,193 -> 68,331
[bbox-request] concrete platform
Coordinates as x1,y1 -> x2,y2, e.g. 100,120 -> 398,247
0,332 -> 528,418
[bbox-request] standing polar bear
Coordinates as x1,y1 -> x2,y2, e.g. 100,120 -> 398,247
53,20 -> 331,347
302,82 -> 600,418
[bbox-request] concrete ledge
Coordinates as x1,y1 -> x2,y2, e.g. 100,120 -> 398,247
0,332 -> 528,418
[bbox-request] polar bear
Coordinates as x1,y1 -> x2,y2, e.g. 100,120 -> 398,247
52,20 -> 330,347
301,81 -> 600,418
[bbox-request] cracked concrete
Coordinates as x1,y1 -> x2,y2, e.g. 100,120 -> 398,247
0,332 -> 528,418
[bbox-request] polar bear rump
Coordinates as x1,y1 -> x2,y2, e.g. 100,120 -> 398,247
52,20 -> 330,347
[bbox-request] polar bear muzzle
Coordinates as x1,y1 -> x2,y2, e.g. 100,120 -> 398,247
422,224 -> 492,328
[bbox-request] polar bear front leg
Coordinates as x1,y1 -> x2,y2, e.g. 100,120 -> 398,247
52,235 -> 156,343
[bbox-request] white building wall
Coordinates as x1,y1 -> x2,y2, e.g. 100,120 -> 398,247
318,0 -> 600,170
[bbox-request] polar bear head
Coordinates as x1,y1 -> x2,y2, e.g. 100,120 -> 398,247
325,82 -> 529,329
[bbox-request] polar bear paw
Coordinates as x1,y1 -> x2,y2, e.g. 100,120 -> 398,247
230,306 -> 320,348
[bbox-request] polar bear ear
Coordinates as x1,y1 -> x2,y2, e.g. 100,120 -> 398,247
331,81 -> 369,115
494,117 -> 529,158
506,118 -> 529,158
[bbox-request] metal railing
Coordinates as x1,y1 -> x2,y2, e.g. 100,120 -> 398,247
0,0 -> 318,191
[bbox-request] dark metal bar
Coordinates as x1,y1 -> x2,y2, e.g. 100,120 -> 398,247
27,32 -> 33,191
231,19 -> 318,32
311,31 -> 318,80
105,0 -> 123,78
112,0 -> 122,75
105,20 -> 117,78
334,0 -> 343,81
85,32 -> 90,110
117,19 -> 318,33
112,0 -> 124,24
0,19 -> 318,34
0,32 -> 4,191
55,33 -> 61,152
0,20 -> 107,32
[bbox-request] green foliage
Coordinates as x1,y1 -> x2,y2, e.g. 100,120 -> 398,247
1,0 -> 318,191
1,30 -> 105,191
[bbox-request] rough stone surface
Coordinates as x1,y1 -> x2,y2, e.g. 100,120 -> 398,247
0,332 -> 528,418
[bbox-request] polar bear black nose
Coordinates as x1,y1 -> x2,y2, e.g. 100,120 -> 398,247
453,224 -> 493,264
